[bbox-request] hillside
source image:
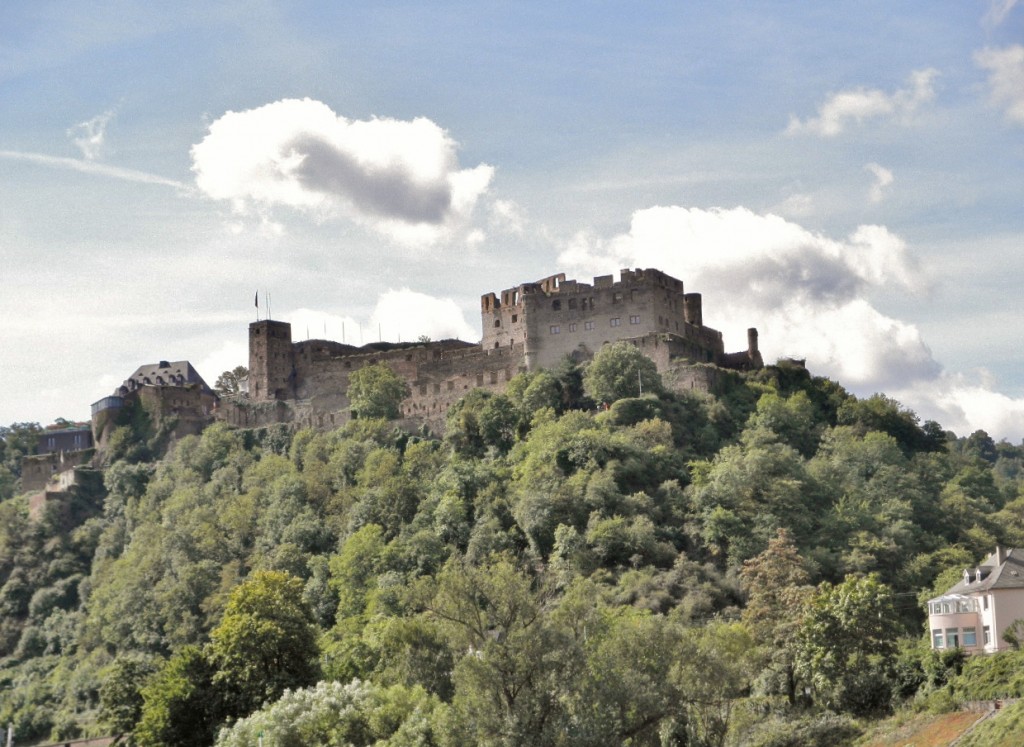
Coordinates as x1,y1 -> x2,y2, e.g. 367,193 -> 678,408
2,347 -> 1024,746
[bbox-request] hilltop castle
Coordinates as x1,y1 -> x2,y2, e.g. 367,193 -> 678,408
220,267 -> 762,432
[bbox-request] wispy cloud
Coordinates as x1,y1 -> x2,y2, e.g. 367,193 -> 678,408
787,69 -> 938,137
975,45 -> 1024,125
865,163 -> 894,203
983,0 -> 1019,28
0,150 -> 188,189
68,109 -> 116,160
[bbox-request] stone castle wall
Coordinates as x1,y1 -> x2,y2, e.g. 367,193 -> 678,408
237,268 -> 761,434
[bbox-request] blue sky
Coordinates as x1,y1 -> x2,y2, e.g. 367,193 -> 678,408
2,1 -> 1023,438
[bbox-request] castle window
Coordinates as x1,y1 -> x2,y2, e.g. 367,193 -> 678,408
490,371 -> 498,384
630,315 -> 640,325
568,298 -> 577,310
552,300 -> 561,311
610,318 -> 621,327
494,341 -> 499,349
613,292 -> 623,304
477,373 -> 484,386
434,383 -> 441,394
584,321 -> 595,330
419,384 -> 428,395
569,323 -> 577,332
511,314 -> 518,323
494,319 -> 501,327
448,381 -> 454,391
550,325 -> 560,334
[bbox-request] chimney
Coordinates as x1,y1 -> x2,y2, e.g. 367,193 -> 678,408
996,546 -> 1006,566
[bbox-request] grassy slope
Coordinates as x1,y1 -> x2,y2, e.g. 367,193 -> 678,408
856,710 -> 982,747
955,699 -> 1024,747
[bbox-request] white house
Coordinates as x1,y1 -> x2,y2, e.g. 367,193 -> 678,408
927,547 -> 1024,654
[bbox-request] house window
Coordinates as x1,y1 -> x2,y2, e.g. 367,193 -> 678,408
963,627 -> 977,646
568,323 -> 577,332
984,625 -> 991,644
946,628 -> 960,648
629,315 -> 640,325
550,325 -> 561,334
584,321 -> 595,330
983,595 -> 990,611
610,318 -> 621,327
932,629 -> 944,648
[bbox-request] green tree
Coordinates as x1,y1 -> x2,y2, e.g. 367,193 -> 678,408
795,574 -> 900,715
583,342 -> 663,405
209,570 -> 321,719
136,646 -> 222,747
348,363 -> 411,420
427,554 -> 565,746
99,654 -> 160,734
214,366 -> 249,396
741,528 -> 813,705
215,680 -> 445,747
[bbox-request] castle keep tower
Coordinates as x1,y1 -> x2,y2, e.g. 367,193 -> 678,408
249,320 -> 295,401
480,268 -> 730,371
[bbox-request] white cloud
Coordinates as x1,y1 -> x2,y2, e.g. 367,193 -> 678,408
370,289 -> 478,342
285,291 -> 477,347
895,371 -> 1024,442
68,109 -> 116,160
190,98 -> 495,244
772,193 -> 814,218
556,205 -> 935,392
975,45 -> 1024,125
865,162 -> 894,203
787,68 -> 938,136
490,198 -> 526,234
0,150 -> 188,188
983,0 -> 1019,27
194,339 -> 248,387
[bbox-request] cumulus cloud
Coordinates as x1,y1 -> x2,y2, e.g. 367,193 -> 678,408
191,98 -> 494,243
556,205 -> 937,392
865,163 -> 894,203
787,69 -> 938,136
68,109 -> 116,160
975,45 -> 1024,124
370,289 -> 477,342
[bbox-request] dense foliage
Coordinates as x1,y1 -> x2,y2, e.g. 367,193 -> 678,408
2,358 -> 1024,745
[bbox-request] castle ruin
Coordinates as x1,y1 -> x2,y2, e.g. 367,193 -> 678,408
222,267 -> 762,432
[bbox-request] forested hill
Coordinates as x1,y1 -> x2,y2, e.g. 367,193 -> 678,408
2,345 -> 1023,746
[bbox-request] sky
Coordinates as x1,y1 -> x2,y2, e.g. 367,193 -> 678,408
1,1 -> 1023,440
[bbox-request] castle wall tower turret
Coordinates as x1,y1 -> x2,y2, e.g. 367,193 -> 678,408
249,320 -> 294,401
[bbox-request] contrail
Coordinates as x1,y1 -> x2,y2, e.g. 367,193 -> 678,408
0,150 -> 190,190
